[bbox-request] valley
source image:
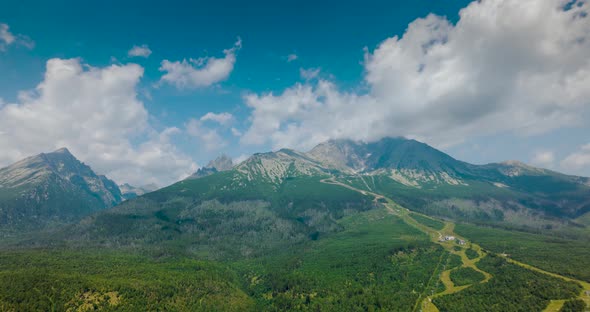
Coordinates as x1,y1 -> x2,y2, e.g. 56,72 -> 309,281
323,176 -> 590,312
1,174 -> 587,311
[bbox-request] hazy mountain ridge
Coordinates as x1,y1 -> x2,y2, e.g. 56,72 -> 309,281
307,139 -> 369,172
187,138 -> 590,211
0,148 -> 122,230
235,149 -> 328,183
188,154 -> 235,179
3,137 -> 590,239
119,183 -> 159,200
308,138 -> 476,187
307,138 -> 590,192
225,138 -> 590,227
33,137 -> 587,257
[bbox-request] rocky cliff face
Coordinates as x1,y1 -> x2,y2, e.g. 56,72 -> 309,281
308,137 -> 472,186
0,148 -> 122,230
188,154 -> 235,179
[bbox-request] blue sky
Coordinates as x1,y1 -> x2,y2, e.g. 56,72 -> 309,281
1,0 -> 589,185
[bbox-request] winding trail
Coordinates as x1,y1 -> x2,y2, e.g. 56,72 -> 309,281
320,178 -> 492,311
320,176 -> 590,312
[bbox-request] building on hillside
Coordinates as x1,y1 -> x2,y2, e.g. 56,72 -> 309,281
439,235 -> 455,242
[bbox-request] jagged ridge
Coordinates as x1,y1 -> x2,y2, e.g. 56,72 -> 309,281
0,148 -> 122,230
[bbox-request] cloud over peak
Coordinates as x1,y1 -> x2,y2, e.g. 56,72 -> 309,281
186,111 -> 235,151
561,143 -> 590,171
531,150 -> 556,168
241,0 -> 590,151
0,58 -> 195,185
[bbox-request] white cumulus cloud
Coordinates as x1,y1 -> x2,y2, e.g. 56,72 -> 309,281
0,58 -> 195,186
200,112 -> 234,126
159,38 -> 241,89
0,23 -> 34,51
233,154 -> 250,165
186,111 -> 237,151
300,67 -> 320,80
531,150 -> 555,168
241,0 -> 590,151
231,127 -> 242,137
561,143 -> 590,172
186,119 -> 227,151
0,24 -> 15,46
287,54 -> 298,62
128,44 -> 152,58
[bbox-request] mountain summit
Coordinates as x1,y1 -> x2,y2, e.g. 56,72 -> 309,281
308,137 -> 472,186
0,148 -> 122,231
188,154 -> 235,179
206,154 -> 234,171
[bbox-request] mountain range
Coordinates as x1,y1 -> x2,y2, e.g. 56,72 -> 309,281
0,137 -> 578,259
308,138 -> 590,226
2,137 -> 590,311
2,138 -> 589,240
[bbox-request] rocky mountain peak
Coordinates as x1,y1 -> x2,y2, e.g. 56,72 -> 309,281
308,139 -> 368,172
188,154 -> 235,179
52,147 -> 72,154
206,154 -> 234,171
235,149 -> 326,183
308,137 -> 467,172
0,148 -> 123,229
